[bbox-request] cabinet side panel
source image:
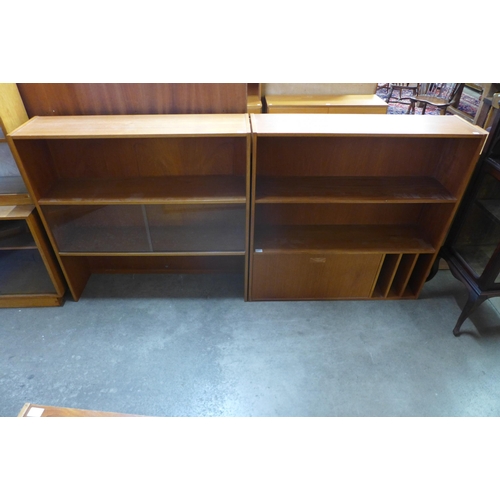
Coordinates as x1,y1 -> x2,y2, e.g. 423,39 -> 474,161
59,255 -> 91,301
0,83 -> 29,135
26,211 -> 66,296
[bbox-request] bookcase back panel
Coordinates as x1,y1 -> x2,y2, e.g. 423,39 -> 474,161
17,84 -> 248,116
256,137 -> 445,177
45,137 -> 247,179
83,255 -> 245,275
254,203 -> 424,226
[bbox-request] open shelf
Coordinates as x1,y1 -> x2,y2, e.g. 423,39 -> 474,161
253,225 -> 435,254
255,176 -> 456,204
39,175 -> 247,205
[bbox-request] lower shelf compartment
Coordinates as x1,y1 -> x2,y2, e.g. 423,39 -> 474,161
0,249 -> 58,295
250,252 -> 383,300
59,254 -> 247,301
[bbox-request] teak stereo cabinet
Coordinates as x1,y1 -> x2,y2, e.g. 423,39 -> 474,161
248,113 -> 486,300
9,113 -> 486,302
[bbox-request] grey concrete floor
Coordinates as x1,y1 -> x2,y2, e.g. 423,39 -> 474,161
1,269 -> 500,417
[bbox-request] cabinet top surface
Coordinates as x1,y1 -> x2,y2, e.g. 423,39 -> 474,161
9,114 -> 251,139
265,94 -> 388,106
250,114 -> 487,137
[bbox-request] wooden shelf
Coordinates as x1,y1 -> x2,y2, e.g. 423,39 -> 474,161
0,204 -> 35,219
255,176 -> 456,204
253,225 -> 435,254
40,175 -> 246,205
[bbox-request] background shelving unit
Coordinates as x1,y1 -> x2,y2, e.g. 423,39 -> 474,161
9,114 -> 251,301
0,205 -> 65,306
248,113 -> 487,301
0,84 -> 65,307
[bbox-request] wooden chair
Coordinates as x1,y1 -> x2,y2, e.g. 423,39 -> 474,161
406,83 -> 465,115
385,83 -> 419,104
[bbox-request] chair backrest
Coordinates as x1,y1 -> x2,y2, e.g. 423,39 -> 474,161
419,83 -> 465,105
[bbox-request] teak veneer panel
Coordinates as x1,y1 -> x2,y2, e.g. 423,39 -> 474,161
0,83 -> 29,135
10,114 -> 251,138
250,113 -> 487,137
264,94 -> 388,114
17,83 -> 248,116
18,402 -> 143,417
0,204 -> 34,219
251,253 -> 383,300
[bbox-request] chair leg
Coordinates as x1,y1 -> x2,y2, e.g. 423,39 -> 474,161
453,290 -> 488,337
422,103 -> 427,115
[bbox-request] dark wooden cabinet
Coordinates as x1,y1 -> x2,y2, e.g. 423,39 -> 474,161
435,106 -> 500,335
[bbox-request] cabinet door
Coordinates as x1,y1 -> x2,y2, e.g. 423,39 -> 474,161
251,253 -> 383,300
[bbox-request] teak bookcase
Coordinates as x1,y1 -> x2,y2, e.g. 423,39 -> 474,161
9,114 -> 251,301
248,113 -> 487,301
